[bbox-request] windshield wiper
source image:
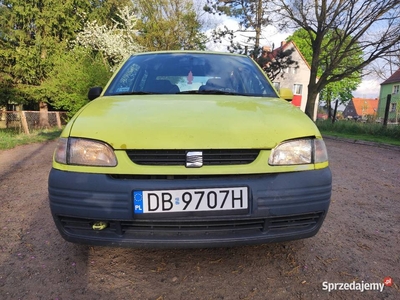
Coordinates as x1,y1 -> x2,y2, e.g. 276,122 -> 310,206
114,90 -> 248,96
112,91 -> 154,96
197,90 -> 246,96
177,90 -> 201,94
178,90 -> 246,96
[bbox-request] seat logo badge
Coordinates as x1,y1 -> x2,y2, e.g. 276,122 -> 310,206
186,151 -> 203,168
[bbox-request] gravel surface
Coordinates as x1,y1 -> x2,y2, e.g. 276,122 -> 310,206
0,139 -> 399,300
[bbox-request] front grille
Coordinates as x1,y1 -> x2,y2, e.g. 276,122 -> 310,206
108,174 -> 251,180
126,149 -> 260,166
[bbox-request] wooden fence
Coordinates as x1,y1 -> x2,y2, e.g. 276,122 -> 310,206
0,111 -> 68,134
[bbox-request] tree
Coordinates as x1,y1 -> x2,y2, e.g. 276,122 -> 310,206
288,29 -> 362,120
255,46 -> 298,81
273,0 -> 400,119
204,0 -> 297,81
134,0 -> 207,51
0,0 -> 91,127
87,0 -> 132,26
77,1 -> 207,66
368,45 -> 400,81
76,6 -> 144,69
204,0 -> 271,56
0,0 -> 140,120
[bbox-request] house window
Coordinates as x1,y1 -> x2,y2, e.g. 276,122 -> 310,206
393,85 -> 399,94
293,84 -> 303,95
273,82 -> 280,92
291,67 -> 297,74
390,103 -> 397,112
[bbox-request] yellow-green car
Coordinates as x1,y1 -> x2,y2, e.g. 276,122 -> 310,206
48,51 -> 332,248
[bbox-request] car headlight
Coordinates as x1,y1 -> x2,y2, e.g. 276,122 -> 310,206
269,138 -> 328,165
54,137 -> 117,167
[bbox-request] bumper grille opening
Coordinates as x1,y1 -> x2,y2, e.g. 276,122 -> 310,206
57,212 -> 323,238
121,219 -> 264,233
267,213 -> 321,230
126,149 -> 260,166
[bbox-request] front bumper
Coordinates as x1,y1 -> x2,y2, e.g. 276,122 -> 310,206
48,168 -> 332,248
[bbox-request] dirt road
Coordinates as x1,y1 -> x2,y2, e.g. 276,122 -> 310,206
0,139 -> 399,300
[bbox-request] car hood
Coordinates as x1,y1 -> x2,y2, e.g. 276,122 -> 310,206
68,94 -> 320,150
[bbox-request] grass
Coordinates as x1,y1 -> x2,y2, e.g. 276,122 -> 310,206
0,128 -> 62,150
317,120 -> 400,147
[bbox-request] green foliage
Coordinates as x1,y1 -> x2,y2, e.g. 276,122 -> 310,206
0,0 -> 92,105
0,0 -> 132,110
288,29 -> 362,86
88,0 -> 132,26
42,47 -> 112,116
135,0 -> 207,51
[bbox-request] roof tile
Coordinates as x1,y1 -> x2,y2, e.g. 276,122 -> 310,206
381,68 -> 400,85
352,98 -> 379,115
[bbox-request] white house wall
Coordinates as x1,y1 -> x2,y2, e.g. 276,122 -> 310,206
273,43 -> 319,120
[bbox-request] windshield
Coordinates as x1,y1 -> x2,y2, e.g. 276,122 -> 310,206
104,52 -> 278,97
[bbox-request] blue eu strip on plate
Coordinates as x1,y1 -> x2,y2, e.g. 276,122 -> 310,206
133,191 -> 144,214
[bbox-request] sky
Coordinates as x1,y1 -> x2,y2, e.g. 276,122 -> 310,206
202,13 -> 381,100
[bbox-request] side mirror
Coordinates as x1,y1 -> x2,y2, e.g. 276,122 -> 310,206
279,88 -> 293,101
88,87 -> 103,101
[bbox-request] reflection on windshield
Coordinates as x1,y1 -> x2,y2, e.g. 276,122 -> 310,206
105,53 -> 278,97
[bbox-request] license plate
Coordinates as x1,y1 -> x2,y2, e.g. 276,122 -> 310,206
133,187 -> 248,214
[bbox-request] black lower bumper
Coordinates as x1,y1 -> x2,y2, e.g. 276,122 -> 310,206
48,168 -> 332,248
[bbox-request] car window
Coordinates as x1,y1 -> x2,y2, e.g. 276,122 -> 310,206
112,63 -> 141,94
104,53 -> 278,97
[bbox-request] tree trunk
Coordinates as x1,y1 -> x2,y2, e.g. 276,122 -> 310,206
305,84 -> 319,121
39,101 -> 50,129
254,0 -> 262,50
305,28 -> 325,121
327,98 -> 332,120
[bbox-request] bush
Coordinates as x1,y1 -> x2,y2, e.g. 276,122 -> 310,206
42,46 -> 112,117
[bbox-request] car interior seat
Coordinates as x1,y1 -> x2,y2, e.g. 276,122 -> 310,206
198,78 -> 227,92
147,79 -> 180,94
